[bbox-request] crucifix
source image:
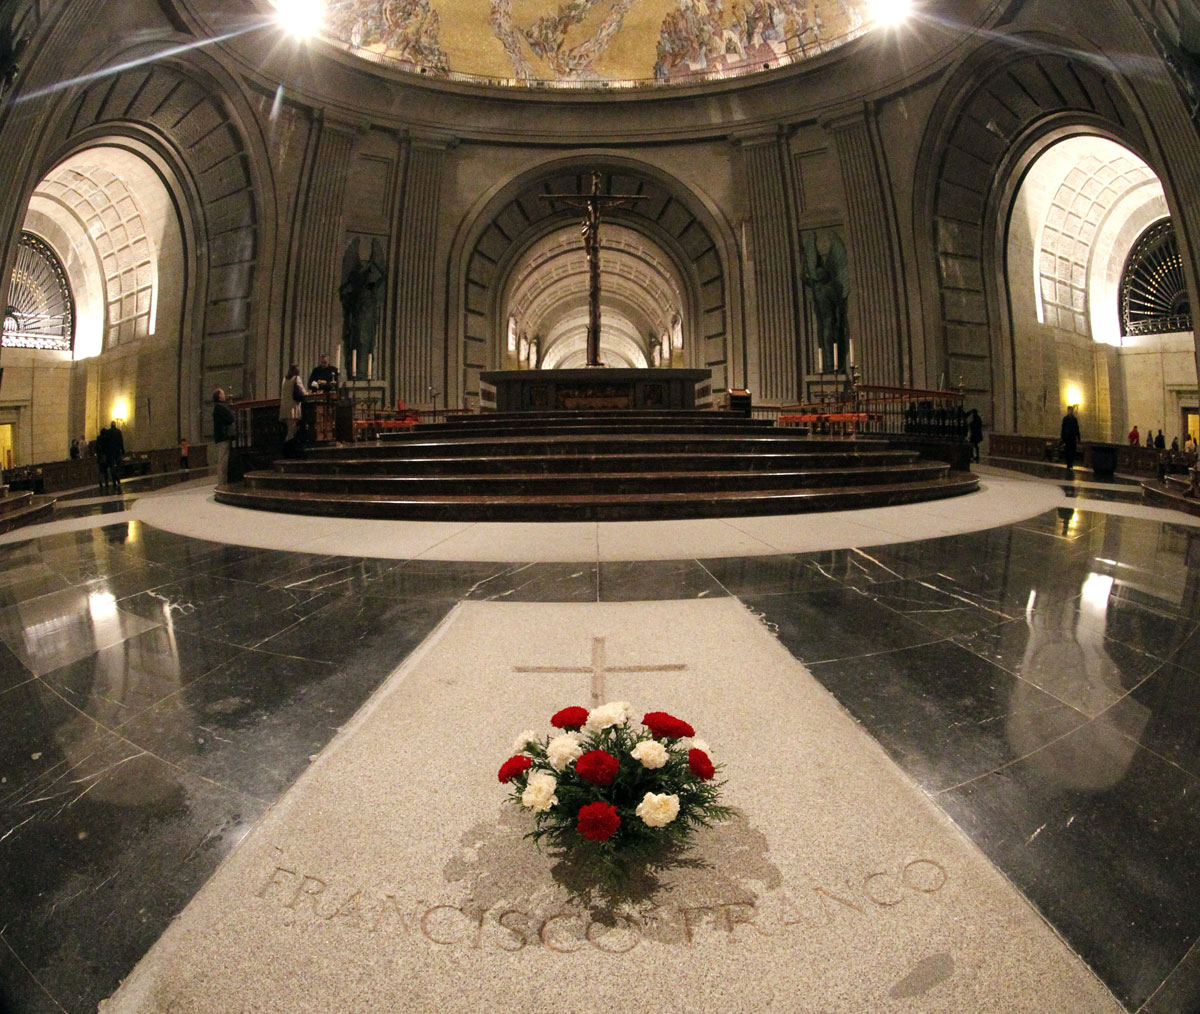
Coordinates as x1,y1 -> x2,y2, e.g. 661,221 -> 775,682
541,172 -> 646,368
515,636 -> 686,707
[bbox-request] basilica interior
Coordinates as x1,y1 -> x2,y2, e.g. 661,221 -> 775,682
1,0 -> 1199,1011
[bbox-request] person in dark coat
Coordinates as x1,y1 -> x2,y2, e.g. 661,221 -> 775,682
95,421 -> 124,492
1154,429 -> 1166,450
967,409 -> 984,463
95,425 -> 110,492
1061,406 -> 1081,472
212,388 -> 235,484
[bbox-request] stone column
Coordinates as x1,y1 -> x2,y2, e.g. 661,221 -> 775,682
392,131 -> 455,408
285,112 -> 362,377
735,129 -> 801,405
825,108 -> 908,387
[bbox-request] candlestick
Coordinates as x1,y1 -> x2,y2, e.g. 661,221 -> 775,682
368,353 -> 373,380
352,349 -> 357,379
848,339 -> 854,368
817,347 -> 823,374
833,343 -> 839,372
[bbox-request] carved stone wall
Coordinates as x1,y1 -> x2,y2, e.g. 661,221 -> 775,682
738,131 -> 800,405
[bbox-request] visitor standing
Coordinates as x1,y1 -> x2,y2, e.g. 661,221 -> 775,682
1128,425 -> 1140,446
967,409 -> 984,462
95,425 -> 110,492
100,421 -> 124,493
1061,406 -> 1081,473
179,437 -> 190,471
212,388 -> 235,484
280,363 -> 305,444
1155,429 -> 1166,450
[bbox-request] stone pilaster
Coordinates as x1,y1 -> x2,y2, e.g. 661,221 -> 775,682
826,108 -> 907,387
736,129 -> 800,404
286,113 -> 362,375
392,130 -> 455,407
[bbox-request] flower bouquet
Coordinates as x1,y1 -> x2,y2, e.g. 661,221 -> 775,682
498,701 -> 732,877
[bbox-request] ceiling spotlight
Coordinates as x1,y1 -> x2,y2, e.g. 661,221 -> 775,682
272,0 -> 325,39
870,0 -> 914,26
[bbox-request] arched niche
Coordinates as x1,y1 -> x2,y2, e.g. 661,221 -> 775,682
7,143 -> 188,461
913,34 -> 1156,432
452,157 -> 738,407
2,42 -> 273,447
1006,134 -> 1195,442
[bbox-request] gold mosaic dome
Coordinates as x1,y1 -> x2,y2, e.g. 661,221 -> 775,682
303,0 -> 888,87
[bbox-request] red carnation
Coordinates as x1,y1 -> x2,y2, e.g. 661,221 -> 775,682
688,748 -> 715,781
577,801 -> 621,842
498,755 -> 532,783
643,712 -> 695,739
551,706 -> 589,731
575,750 -> 619,786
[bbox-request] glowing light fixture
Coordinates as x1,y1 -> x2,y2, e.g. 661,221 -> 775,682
111,397 -> 129,424
1065,385 -> 1083,408
869,0 -> 913,26
272,0 -> 325,38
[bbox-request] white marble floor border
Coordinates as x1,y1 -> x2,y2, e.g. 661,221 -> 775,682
0,468 -> 1195,562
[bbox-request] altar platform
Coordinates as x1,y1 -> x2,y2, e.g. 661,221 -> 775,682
480,368 -> 714,412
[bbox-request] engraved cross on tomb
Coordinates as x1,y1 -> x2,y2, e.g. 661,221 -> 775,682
515,636 -> 686,707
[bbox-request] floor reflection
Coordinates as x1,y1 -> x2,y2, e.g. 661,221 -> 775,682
0,507 -> 1196,1013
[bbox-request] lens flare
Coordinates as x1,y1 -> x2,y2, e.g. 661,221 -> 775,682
272,0 -> 325,38
870,0 -> 914,27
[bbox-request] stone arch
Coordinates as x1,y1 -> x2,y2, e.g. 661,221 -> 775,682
9,43 -> 273,440
914,33 -> 1152,431
453,157 -> 737,405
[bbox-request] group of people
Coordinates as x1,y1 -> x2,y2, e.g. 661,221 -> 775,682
1128,425 -> 1197,455
208,354 -> 339,484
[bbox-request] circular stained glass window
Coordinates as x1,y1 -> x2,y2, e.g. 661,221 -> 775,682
1121,219 -> 1192,337
4,233 -> 75,352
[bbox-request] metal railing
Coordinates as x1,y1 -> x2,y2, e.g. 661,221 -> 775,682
780,384 -> 968,438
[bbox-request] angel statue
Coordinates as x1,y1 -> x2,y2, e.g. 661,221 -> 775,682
1,2 -> 30,97
801,231 -> 850,374
339,237 -> 387,381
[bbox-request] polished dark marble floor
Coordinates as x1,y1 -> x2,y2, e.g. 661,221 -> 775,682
0,507 -> 1197,1013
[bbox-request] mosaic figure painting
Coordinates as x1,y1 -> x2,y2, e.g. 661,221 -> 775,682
321,0 -> 876,83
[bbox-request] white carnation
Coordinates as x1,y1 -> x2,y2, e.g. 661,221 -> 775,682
630,740 -> 669,769
585,700 -> 635,733
521,772 -> 558,812
689,738 -> 710,754
512,729 -> 540,753
546,732 -> 583,771
636,792 -> 680,828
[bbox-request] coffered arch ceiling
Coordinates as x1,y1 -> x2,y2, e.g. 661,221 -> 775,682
505,224 -> 685,368
463,167 -> 729,395
307,0 -> 882,87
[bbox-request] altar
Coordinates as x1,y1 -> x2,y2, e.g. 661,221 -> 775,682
480,368 -> 713,412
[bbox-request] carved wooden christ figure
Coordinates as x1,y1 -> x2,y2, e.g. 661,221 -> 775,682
340,237 -> 387,380
541,172 -> 645,368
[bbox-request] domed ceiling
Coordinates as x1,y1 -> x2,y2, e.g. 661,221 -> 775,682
313,0 -> 880,87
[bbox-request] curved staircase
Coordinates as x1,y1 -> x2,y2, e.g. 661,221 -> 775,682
216,410 -> 979,521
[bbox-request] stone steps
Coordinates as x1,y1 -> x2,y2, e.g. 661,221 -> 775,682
216,472 -> 980,522
275,450 -> 919,476
0,488 -> 56,533
241,460 -> 950,497
216,411 -> 978,521
306,433 -> 872,460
